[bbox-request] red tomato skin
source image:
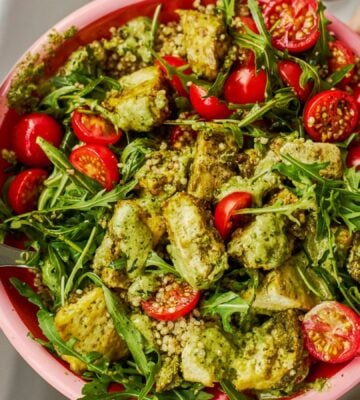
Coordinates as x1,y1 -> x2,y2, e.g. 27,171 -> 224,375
329,40 -> 355,87
239,16 -> 259,34
71,110 -> 122,145
142,282 -> 201,321
224,67 -> 267,105
302,301 -> 360,364
263,0 -> 320,53
12,113 -> 63,167
353,85 -> 360,113
347,145 -> 360,170
69,144 -> 119,191
156,55 -> 192,97
189,84 -> 232,120
214,192 -> 253,240
206,385 -> 229,400
303,89 -> 359,142
8,169 -> 48,214
278,60 -> 313,102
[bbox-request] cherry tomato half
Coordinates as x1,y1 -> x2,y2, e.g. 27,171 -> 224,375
303,89 -> 359,142
214,192 -> 253,240
71,110 -> 122,145
239,16 -> 259,34
263,0 -> 320,53
347,145 -> 360,170
170,125 -> 197,149
156,55 -> 192,97
8,169 -> 48,214
12,113 -> 63,168
302,301 -> 360,364
142,279 -> 201,321
206,385 -> 229,400
224,66 -> 267,105
189,84 -> 232,120
329,40 -> 355,87
69,144 -> 119,191
352,84 -> 360,113
278,60 -> 313,102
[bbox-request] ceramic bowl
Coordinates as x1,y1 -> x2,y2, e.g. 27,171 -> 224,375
1,1 -> 360,399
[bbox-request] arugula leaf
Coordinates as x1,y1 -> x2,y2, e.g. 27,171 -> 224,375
10,278 -> 46,310
219,0 -> 236,27
201,291 -> 250,333
220,380 -> 251,400
145,251 -> 179,276
322,64 -> 354,90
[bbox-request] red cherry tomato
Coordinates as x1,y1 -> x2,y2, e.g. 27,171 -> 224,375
347,145 -> 360,170
329,40 -> 355,87
189,84 -> 232,120
224,66 -> 267,105
263,0 -> 320,53
71,110 -> 122,145
302,301 -> 360,364
206,385 -> 229,400
214,192 -> 253,240
170,125 -> 197,149
239,16 -> 259,34
303,89 -> 359,142
142,279 -> 201,321
156,55 -> 192,97
7,169 -> 48,214
69,144 -> 119,191
12,113 -> 63,167
278,60 -> 313,102
352,84 -> 360,113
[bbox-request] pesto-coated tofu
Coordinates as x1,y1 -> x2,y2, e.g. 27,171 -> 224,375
187,130 -> 238,202
227,214 -> 293,270
231,310 -> 308,391
104,66 -> 171,132
181,324 -> 235,386
347,232 -> 360,282
54,286 -> 128,373
93,198 -> 166,285
249,253 -> 319,312
135,149 -> 192,198
178,10 -> 231,80
280,139 -> 343,179
156,355 -> 182,392
164,192 -> 228,289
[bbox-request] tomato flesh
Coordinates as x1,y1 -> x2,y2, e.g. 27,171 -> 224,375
353,84 -> 360,113
206,385 -> 229,400
302,301 -> 360,364
12,112 -> 63,167
329,40 -> 355,87
278,60 -> 313,102
71,110 -> 122,145
224,66 -> 267,105
347,145 -> 360,170
303,89 -> 359,142
142,278 -> 200,321
263,0 -> 320,53
170,125 -> 197,149
156,55 -> 192,97
8,169 -> 48,214
214,192 -> 253,240
69,144 -> 119,191
190,84 -> 232,120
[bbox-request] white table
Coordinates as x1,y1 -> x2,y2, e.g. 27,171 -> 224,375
0,0 -> 360,399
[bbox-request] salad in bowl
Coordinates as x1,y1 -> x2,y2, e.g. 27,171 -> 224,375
1,0 -> 360,399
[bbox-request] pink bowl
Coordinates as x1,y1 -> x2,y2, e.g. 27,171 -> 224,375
1,2 -> 360,399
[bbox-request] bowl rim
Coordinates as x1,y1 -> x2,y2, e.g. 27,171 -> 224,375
1,1 -> 360,399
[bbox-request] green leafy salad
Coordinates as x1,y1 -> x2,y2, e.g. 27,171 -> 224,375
1,0 -> 360,399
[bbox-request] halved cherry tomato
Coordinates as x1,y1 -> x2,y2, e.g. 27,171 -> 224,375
303,89 -> 359,142
224,66 -> 267,105
71,110 -> 122,145
263,0 -> 320,53
206,385 -> 229,400
302,301 -> 360,364
156,55 -> 192,97
329,40 -> 355,87
189,84 -> 232,120
353,84 -> 360,113
278,60 -> 313,102
69,144 -> 119,191
347,145 -> 360,170
170,125 -> 197,149
239,16 -> 259,34
12,113 -> 63,167
142,278 -> 201,321
214,192 -> 253,240
7,169 -> 48,214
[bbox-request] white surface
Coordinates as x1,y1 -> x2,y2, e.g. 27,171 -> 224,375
0,0 -> 360,399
